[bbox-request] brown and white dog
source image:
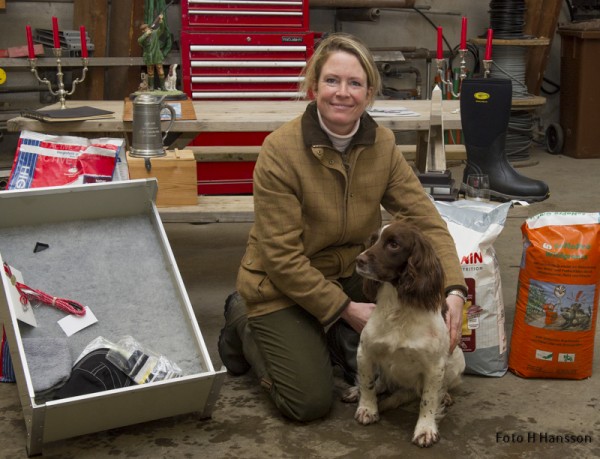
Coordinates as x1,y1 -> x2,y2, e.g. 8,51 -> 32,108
344,221 -> 465,447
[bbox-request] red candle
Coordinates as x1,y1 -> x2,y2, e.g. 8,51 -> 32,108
460,17 -> 468,50
485,28 -> 494,60
52,16 -> 60,48
437,27 -> 443,60
25,25 -> 35,59
80,25 -> 88,58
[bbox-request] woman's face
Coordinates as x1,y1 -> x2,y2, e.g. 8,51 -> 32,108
313,51 -> 372,136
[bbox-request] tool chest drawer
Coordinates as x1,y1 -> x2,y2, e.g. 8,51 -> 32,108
181,31 -> 314,100
0,180 -> 225,456
182,0 -> 309,32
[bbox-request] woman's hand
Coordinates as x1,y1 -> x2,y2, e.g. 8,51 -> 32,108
340,301 -> 376,334
445,295 -> 465,353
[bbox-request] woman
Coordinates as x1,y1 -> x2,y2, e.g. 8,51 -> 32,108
218,33 -> 466,422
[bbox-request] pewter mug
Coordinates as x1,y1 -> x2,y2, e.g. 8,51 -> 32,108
130,94 -> 176,158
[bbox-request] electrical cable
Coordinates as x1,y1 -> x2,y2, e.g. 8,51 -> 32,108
3,262 -> 87,316
490,46 -> 530,98
541,77 -> 560,95
487,0 -> 535,161
410,7 -> 453,56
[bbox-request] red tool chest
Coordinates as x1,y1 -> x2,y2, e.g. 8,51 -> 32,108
180,0 -> 313,195
181,31 -> 314,100
182,0 -> 310,32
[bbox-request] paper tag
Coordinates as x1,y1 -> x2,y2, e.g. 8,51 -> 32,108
6,266 -> 37,328
58,306 -> 98,337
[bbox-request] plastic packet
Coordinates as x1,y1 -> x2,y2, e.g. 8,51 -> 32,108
106,335 -> 182,384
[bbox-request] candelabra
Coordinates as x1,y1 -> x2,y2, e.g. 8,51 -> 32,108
435,48 -> 467,99
28,48 -> 89,109
482,59 -> 493,78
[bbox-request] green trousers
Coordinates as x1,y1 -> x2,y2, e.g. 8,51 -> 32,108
235,271 -> 367,422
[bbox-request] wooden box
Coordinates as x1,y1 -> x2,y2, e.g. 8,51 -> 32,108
127,150 -> 198,207
0,180 -> 225,456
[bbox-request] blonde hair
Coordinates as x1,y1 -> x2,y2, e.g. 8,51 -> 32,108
300,33 -> 381,107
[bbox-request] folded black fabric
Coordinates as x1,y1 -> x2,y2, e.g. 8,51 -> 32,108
54,348 -> 133,399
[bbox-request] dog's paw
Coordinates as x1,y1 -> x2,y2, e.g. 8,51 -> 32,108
441,392 -> 454,407
355,405 -> 380,425
342,386 -> 360,403
412,426 -> 440,447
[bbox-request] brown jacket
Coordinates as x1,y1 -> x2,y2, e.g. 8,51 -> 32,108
237,102 -> 466,325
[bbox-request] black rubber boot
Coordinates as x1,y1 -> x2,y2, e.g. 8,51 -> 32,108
217,292 -> 251,376
326,319 -> 360,385
460,78 -> 550,203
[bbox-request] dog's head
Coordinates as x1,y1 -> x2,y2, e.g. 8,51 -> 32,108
356,221 -> 445,308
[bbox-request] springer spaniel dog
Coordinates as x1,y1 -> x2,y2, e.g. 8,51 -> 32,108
344,221 -> 465,447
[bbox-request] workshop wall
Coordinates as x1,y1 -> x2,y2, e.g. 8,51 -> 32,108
0,1 -> 569,139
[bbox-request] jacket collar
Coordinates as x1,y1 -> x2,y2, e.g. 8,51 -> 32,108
301,101 -> 378,149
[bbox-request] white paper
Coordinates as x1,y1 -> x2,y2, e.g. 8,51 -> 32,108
58,306 -> 98,337
367,107 -> 419,117
6,266 -> 37,328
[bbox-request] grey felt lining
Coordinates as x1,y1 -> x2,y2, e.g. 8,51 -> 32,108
0,214 -> 205,397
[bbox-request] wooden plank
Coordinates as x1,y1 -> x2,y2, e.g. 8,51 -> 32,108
189,144 -> 466,162
158,195 -> 396,223
524,0 -> 563,95
0,0 -> 5,9
0,56 -> 180,69
123,97 -> 197,121
107,0 -> 145,99
73,0 -> 109,100
471,37 -> 550,46
159,195 -> 256,223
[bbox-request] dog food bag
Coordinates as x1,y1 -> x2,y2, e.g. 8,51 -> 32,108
509,212 -> 600,379
435,200 -> 512,377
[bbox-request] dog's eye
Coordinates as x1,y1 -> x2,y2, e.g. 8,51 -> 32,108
386,240 -> 400,250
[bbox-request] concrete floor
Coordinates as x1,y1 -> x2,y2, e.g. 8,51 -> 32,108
1,146 -> 600,458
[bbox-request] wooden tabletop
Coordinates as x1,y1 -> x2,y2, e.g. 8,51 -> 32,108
7,99 -> 462,135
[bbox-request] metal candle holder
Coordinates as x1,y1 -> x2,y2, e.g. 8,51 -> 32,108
28,48 -> 88,109
435,48 -> 467,98
483,59 -> 493,78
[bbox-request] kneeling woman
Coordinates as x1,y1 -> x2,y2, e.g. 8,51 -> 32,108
218,32 -> 466,422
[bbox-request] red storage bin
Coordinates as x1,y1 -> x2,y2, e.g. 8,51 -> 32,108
192,131 -> 269,195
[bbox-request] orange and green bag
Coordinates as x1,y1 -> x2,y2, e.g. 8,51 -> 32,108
509,212 -> 600,379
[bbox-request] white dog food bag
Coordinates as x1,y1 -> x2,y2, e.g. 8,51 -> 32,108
435,200 -> 512,377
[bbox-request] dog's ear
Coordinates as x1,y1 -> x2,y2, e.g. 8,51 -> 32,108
363,278 -> 380,302
398,233 -> 445,307
365,230 -> 379,249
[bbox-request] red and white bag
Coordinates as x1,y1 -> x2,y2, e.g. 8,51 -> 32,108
7,130 -> 124,190
435,200 -> 512,377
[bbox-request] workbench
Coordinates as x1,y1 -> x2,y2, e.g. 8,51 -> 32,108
7,98 -> 465,223
8,99 -> 462,144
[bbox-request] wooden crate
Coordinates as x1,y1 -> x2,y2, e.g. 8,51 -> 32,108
127,149 -> 197,206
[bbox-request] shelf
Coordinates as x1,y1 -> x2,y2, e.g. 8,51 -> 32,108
0,55 -> 180,69
511,95 -> 546,109
470,37 -> 551,47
